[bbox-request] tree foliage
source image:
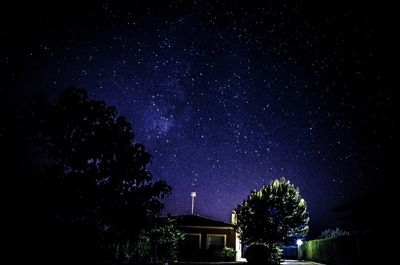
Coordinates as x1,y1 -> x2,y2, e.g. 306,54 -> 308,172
320,228 -> 350,239
111,218 -> 184,264
148,217 -> 185,263
235,178 -> 309,246
6,87 -> 171,264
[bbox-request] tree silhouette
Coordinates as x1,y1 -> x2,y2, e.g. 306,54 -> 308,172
235,178 -> 309,264
5,87 -> 170,264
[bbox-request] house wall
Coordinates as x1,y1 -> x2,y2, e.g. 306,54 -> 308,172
235,232 -> 242,261
180,226 -> 236,249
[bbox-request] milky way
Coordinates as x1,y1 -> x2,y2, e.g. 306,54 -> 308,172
2,0 -> 395,236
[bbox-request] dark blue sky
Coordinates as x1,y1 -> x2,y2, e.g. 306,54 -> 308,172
2,0 -> 395,236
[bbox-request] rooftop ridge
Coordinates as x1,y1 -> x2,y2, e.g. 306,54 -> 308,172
172,214 -> 234,226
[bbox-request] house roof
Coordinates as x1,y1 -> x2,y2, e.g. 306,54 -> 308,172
171,214 -> 235,228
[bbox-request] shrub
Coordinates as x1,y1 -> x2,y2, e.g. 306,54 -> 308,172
108,235 -> 152,264
245,244 -> 281,265
220,247 -> 236,261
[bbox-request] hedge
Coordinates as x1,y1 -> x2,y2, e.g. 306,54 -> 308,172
299,235 -> 378,265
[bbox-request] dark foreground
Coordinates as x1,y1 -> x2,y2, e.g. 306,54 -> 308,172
175,260 -> 325,265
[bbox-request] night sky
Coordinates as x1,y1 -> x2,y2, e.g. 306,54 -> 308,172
2,0 -> 395,236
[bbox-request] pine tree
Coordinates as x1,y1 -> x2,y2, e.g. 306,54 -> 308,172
235,178 -> 309,263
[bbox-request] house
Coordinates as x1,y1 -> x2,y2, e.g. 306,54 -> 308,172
172,212 -> 244,261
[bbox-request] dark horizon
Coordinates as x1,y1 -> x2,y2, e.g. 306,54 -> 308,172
2,0 -> 395,239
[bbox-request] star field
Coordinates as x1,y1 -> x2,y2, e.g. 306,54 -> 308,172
2,0 -> 395,235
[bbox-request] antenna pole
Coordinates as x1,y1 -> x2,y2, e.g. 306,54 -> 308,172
191,192 -> 196,214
